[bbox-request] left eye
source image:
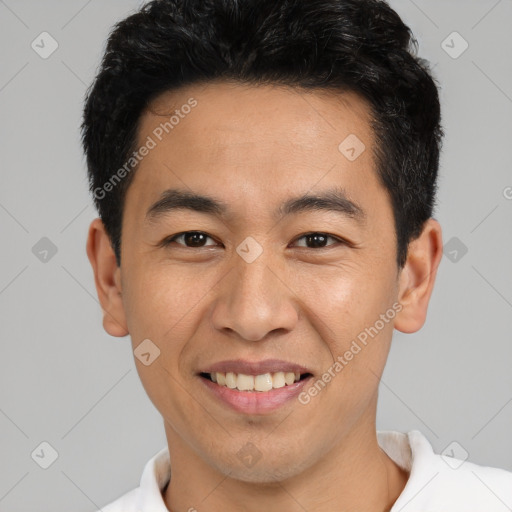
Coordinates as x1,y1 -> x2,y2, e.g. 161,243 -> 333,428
293,232 -> 342,249
162,231 -> 218,248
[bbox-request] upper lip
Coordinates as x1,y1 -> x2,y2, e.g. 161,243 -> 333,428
200,359 -> 312,375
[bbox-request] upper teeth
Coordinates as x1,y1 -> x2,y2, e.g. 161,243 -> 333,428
210,372 -> 301,392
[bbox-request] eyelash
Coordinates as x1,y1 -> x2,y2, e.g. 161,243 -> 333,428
160,231 -> 347,250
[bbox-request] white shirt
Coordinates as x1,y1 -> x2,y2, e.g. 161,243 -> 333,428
98,430 -> 512,511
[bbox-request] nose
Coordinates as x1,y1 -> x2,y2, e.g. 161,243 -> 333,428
210,249 -> 299,342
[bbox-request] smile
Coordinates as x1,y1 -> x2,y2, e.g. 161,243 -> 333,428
201,371 -> 308,392
198,360 -> 314,414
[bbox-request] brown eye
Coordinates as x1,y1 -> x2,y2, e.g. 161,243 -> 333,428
163,231 -> 218,248
293,232 -> 342,249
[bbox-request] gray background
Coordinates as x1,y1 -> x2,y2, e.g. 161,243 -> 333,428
0,1 -> 511,511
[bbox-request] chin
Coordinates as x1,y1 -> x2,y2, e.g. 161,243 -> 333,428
208,451 -> 311,484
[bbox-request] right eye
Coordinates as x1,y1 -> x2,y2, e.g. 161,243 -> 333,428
160,231 -> 220,248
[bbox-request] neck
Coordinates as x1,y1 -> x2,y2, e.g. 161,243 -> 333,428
162,419 -> 409,512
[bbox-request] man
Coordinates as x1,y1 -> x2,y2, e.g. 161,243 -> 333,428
83,0 -> 512,510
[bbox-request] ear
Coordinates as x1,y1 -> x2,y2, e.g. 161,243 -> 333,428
394,218 -> 443,334
86,218 -> 129,337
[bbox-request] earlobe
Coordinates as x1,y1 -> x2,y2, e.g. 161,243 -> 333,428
86,218 -> 129,337
394,218 -> 443,334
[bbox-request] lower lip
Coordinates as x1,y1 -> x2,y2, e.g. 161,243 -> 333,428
200,375 -> 312,414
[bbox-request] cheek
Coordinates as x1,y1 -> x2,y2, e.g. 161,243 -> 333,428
304,258 -> 395,331
299,271 -> 396,429
122,263 -> 221,347
304,256 -> 398,374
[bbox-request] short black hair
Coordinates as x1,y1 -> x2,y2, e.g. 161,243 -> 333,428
81,0 -> 443,269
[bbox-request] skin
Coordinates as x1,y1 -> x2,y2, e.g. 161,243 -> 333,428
87,81 -> 443,512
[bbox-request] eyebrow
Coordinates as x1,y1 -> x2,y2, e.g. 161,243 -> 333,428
145,187 -> 366,225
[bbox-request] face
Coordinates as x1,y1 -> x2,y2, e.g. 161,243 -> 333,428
88,81 -> 442,482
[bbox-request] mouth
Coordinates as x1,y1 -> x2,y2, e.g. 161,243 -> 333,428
199,371 -> 312,392
197,359 -> 314,414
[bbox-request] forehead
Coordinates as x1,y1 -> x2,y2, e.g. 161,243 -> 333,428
143,81 -> 374,149
125,81 -> 388,228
